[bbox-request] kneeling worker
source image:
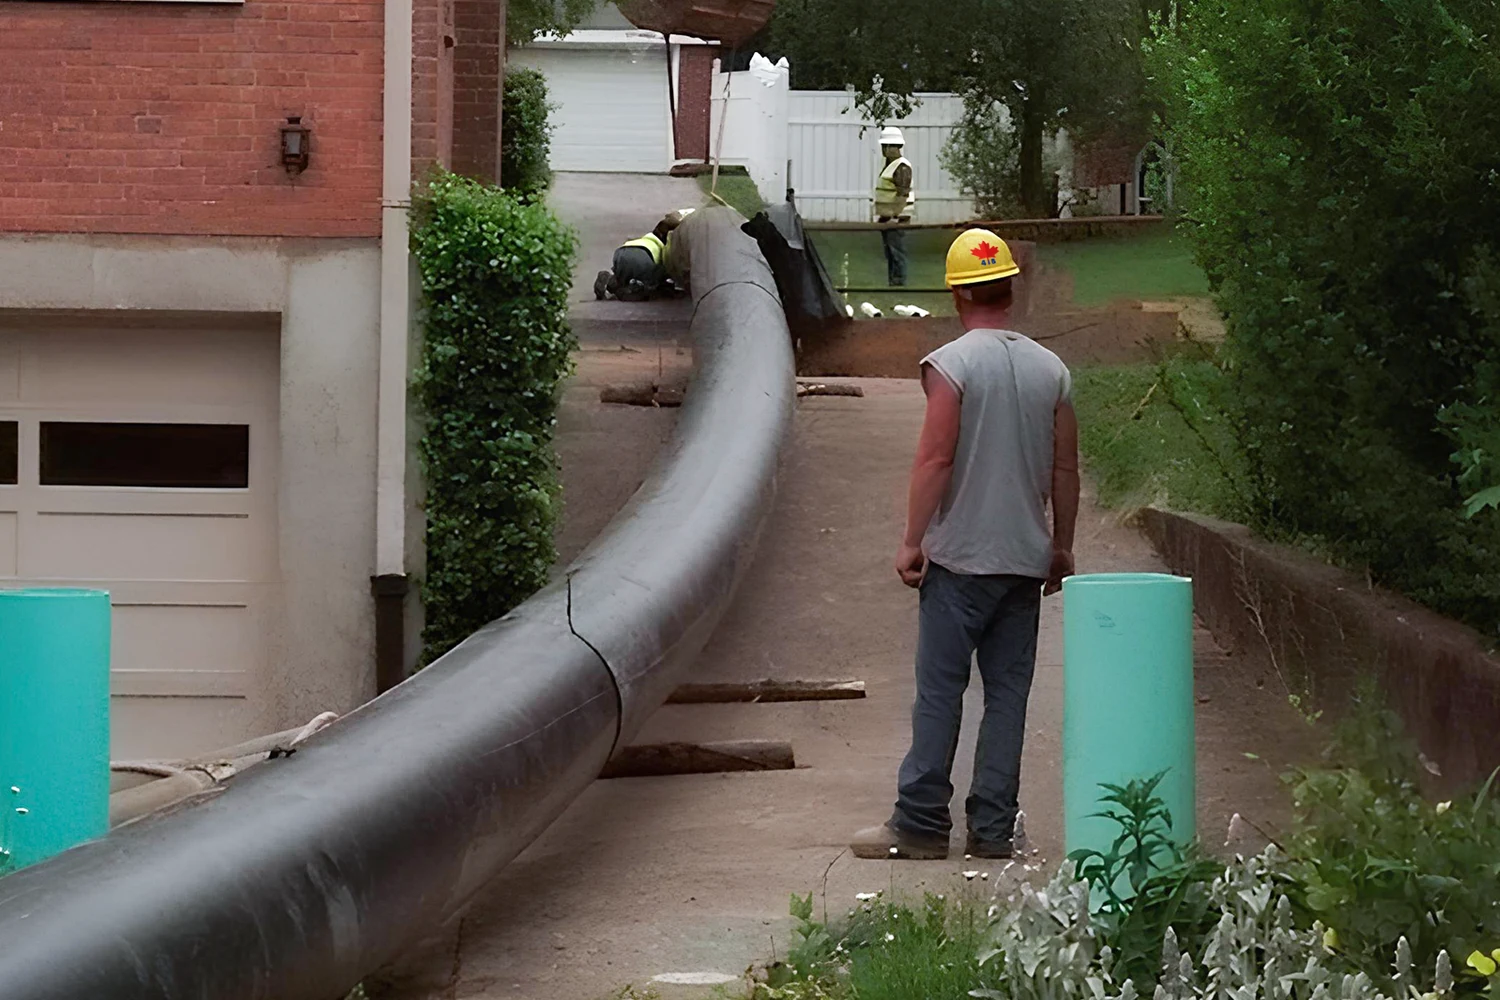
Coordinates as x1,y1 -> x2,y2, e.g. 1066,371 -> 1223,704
595,208 -> 695,302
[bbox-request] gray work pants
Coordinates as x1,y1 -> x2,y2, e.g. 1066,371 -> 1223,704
891,563 -> 1042,843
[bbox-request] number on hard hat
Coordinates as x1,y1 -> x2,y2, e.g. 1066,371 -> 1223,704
945,228 -> 1021,287
879,126 -> 905,146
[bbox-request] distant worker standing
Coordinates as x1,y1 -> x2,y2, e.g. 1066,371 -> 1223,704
873,126 -> 915,287
852,229 -> 1079,861
595,208 -> 695,302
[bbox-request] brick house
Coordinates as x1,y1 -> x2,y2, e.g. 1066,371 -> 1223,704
0,0 -> 507,760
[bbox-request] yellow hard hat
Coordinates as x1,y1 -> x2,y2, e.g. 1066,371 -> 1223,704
944,228 -> 1021,287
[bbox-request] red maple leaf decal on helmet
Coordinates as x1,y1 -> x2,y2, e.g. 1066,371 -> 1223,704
971,240 -> 1001,260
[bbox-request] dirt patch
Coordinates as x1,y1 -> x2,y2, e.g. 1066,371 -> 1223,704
798,306 -> 1180,378
798,258 -> 1192,378
1144,296 -> 1224,342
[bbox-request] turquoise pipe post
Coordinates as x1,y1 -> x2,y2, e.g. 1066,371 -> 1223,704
0,589 -> 111,869
1062,572 -> 1195,857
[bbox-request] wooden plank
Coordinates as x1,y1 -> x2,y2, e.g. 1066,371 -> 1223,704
666,678 -> 866,704
796,383 -> 865,399
599,384 -> 685,407
600,739 -> 794,778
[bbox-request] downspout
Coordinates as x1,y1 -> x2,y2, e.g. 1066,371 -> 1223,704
374,0 -> 415,693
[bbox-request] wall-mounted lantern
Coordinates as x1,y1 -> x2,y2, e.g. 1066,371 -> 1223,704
280,116 -> 311,174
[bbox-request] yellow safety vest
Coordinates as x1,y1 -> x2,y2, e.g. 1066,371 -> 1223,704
621,232 -> 666,264
874,156 -> 916,220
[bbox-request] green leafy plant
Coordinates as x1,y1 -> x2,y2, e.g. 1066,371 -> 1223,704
939,93 -> 1024,220
500,67 -> 555,201
410,171 -> 578,664
1070,772 -> 1182,907
1068,773 -> 1222,986
1464,948 -> 1500,1000
506,0 -> 597,47
1281,690 -> 1500,992
1147,0 -> 1500,639
782,892 -> 837,983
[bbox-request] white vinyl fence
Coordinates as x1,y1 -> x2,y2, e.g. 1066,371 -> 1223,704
786,91 -> 973,224
709,69 -> 978,223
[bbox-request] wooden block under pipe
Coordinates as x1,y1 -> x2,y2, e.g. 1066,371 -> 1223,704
599,739 -> 795,779
666,679 -> 866,704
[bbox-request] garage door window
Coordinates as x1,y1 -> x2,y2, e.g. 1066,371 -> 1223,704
40,423 -> 250,489
0,422 -> 15,485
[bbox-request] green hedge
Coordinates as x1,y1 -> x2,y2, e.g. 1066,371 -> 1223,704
410,171 -> 578,662
1149,0 -> 1500,637
501,67 -> 554,201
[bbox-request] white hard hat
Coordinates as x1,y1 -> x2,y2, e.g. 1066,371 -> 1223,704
879,126 -> 905,146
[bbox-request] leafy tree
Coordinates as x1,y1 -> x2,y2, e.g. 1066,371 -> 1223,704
1148,0 -> 1500,635
507,0 -> 599,47
769,0 -> 1149,216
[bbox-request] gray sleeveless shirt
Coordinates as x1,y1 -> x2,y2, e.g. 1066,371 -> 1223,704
920,329 -> 1072,578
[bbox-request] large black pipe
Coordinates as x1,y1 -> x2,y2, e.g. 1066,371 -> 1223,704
0,207 -> 793,1000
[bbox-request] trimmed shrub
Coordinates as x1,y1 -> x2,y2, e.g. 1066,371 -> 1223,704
501,67 -> 554,201
410,171 -> 578,663
1149,0 -> 1500,636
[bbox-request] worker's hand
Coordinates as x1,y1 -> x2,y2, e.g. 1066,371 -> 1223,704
1043,548 -> 1075,596
895,543 -> 927,589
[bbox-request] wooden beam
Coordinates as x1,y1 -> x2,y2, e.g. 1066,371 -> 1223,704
667,678 -> 866,704
796,382 -> 864,399
599,384 -> 686,407
600,739 -> 795,778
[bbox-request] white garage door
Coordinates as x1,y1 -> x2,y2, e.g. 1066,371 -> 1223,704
0,322 -> 279,761
511,44 -> 672,173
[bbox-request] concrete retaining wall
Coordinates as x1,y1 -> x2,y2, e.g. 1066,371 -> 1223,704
1139,508 -> 1500,790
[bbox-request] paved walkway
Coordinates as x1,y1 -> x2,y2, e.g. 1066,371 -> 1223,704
369,176 -> 1318,1000
376,380 -> 1315,1000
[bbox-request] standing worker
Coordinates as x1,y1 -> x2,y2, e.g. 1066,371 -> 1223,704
594,208 -> 694,302
873,126 -> 915,287
851,229 -> 1080,861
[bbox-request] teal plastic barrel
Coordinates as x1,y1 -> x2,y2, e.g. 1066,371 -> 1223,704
0,589 -> 111,869
1062,573 -> 1194,857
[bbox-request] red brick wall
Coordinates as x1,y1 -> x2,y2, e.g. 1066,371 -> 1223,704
0,0 -> 387,238
1073,133 -> 1141,188
411,0 -> 456,178
674,45 -> 716,161
451,0 -> 504,182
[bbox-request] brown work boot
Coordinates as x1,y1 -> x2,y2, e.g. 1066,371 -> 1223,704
965,812 -> 1028,860
850,824 -> 949,860
963,834 -> 1014,860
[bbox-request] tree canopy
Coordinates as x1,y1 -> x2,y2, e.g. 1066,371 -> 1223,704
768,0 -> 1151,215
507,0 -> 600,47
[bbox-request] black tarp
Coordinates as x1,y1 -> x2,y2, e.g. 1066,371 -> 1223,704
742,200 -> 847,336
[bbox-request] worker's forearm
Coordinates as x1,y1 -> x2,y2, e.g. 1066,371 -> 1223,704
1052,468 -> 1080,552
904,459 -> 953,548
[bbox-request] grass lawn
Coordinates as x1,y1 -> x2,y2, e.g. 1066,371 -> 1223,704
1071,355 -> 1248,520
801,228 -> 1210,317
1037,230 -> 1209,307
696,170 -> 765,219
808,228 -> 958,317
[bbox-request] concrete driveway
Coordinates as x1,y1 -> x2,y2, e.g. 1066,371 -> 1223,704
368,173 -> 1318,1000
548,172 -> 703,310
